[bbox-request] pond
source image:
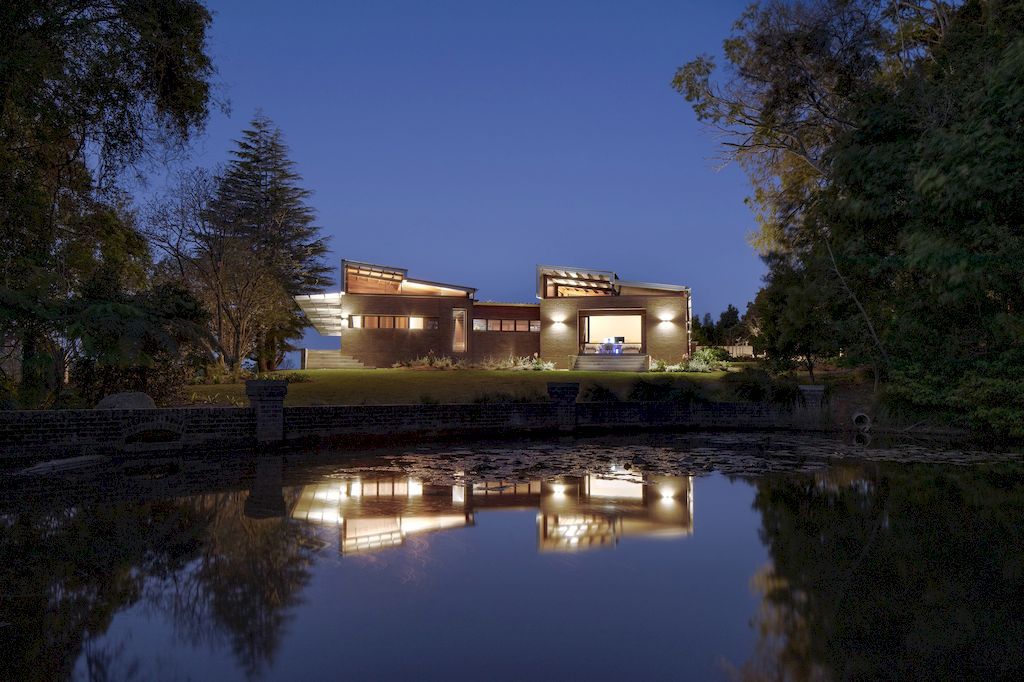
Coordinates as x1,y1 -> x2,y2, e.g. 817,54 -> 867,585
1,432 -> 1022,681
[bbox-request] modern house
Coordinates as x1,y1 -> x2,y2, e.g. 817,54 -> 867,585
295,260 -> 692,370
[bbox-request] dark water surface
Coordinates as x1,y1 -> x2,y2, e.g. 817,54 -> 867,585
1,433 -> 1022,681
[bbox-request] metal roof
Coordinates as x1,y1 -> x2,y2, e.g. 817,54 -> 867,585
294,292 -> 345,336
536,265 -> 688,298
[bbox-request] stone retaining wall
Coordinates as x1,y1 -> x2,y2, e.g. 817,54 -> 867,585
0,381 -> 832,459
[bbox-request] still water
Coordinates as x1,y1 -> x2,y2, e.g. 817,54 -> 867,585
1,433 -> 1022,681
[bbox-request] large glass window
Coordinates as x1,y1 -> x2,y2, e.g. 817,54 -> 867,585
472,318 -> 487,331
452,309 -> 467,352
529,320 -> 541,332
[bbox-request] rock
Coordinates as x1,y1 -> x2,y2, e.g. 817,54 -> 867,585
95,391 -> 156,410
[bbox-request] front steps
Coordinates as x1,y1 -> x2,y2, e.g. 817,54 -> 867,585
571,354 -> 650,372
301,350 -> 368,369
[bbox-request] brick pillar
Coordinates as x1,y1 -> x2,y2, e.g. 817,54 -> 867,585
547,382 -> 580,433
246,380 -> 288,443
797,385 -> 827,428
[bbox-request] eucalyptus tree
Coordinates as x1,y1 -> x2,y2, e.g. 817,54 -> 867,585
0,0 -> 215,404
677,1 -> 1024,436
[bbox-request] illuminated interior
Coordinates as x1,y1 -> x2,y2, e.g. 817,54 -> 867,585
580,314 -> 643,354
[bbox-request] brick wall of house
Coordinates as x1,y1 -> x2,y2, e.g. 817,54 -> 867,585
339,294 -> 471,367
538,293 -> 692,368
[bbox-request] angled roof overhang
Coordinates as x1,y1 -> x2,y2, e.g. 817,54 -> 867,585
617,279 -> 691,294
536,265 -> 619,298
343,259 -> 476,297
295,292 -> 345,336
536,265 -> 690,298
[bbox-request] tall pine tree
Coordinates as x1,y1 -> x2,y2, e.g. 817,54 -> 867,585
208,114 -> 332,371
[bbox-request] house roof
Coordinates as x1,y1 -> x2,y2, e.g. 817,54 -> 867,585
343,259 -> 477,296
294,292 -> 346,336
535,265 -> 689,298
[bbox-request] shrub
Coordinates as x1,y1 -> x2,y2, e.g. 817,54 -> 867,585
681,347 -> 731,372
393,351 -> 459,370
649,359 -> 668,372
698,346 -> 732,362
722,368 -> 802,407
252,371 -> 311,383
476,354 -> 555,371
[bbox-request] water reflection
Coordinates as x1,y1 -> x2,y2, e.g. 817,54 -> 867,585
288,471 -> 693,555
0,434 -> 1020,681
738,461 -> 1024,681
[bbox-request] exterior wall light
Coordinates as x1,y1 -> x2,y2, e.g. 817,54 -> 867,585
658,313 -> 674,323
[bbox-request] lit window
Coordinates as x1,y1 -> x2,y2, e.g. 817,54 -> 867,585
472,319 -> 487,331
487,319 -> 501,331
409,316 -> 424,330
426,317 -> 439,330
364,316 -> 378,329
349,316 -> 362,329
501,320 -> 515,331
452,309 -> 467,352
395,316 -> 409,329
529,320 -> 540,332
379,316 -> 394,329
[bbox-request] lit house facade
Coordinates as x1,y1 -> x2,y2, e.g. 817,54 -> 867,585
295,260 -> 692,370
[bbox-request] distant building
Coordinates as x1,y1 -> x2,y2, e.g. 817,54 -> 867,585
295,260 -> 693,370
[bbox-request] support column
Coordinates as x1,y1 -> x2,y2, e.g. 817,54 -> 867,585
246,379 -> 288,443
547,382 -> 580,433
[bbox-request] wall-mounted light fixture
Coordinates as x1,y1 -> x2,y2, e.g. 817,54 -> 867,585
549,314 -> 567,325
658,313 -> 674,324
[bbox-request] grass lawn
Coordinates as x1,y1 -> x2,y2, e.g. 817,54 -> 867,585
183,368 -> 728,407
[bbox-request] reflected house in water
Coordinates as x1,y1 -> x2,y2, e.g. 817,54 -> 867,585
290,470 -> 693,554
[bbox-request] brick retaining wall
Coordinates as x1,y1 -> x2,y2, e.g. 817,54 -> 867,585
283,402 -> 557,441
0,381 -> 833,459
0,407 -> 255,458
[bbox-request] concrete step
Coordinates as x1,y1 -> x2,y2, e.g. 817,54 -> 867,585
572,355 -> 650,372
302,350 -> 368,370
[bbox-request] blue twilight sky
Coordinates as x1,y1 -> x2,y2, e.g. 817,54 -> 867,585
153,0 -> 763,335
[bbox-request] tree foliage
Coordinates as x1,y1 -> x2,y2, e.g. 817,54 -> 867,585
0,1 -> 215,405
680,0 -> 1024,436
148,115 -> 332,374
